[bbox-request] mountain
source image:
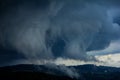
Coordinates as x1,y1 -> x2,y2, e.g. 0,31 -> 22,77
0,64 -> 120,80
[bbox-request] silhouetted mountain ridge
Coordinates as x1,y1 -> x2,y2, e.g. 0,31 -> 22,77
0,64 -> 120,80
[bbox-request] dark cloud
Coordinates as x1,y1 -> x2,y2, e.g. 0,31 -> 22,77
0,0 -> 120,66
0,46 -> 25,66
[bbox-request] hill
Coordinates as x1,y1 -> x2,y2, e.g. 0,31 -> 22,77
0,64 -> 120,80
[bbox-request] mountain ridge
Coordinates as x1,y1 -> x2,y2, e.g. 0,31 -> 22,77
0,64 -> 120,80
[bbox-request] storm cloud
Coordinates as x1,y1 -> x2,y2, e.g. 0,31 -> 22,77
0,0 -> 120,65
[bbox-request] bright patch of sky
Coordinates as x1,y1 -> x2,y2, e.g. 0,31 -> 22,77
54,53 -> 120,67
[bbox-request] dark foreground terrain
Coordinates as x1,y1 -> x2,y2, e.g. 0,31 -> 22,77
0,64 -> 120,80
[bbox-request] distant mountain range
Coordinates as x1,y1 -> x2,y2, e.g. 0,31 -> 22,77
0,64 -> 120,80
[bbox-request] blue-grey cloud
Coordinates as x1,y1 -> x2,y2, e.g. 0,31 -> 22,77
0,0 -> 120,66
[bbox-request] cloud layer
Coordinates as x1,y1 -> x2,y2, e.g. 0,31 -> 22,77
0,0 -> 120,65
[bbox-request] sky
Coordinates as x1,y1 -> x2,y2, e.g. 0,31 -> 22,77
0,0 -> 120,67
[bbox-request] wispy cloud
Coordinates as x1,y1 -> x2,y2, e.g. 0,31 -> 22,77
0,0 -> 120,66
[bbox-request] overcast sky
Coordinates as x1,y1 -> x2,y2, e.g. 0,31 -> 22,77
0,0 -> 120,67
